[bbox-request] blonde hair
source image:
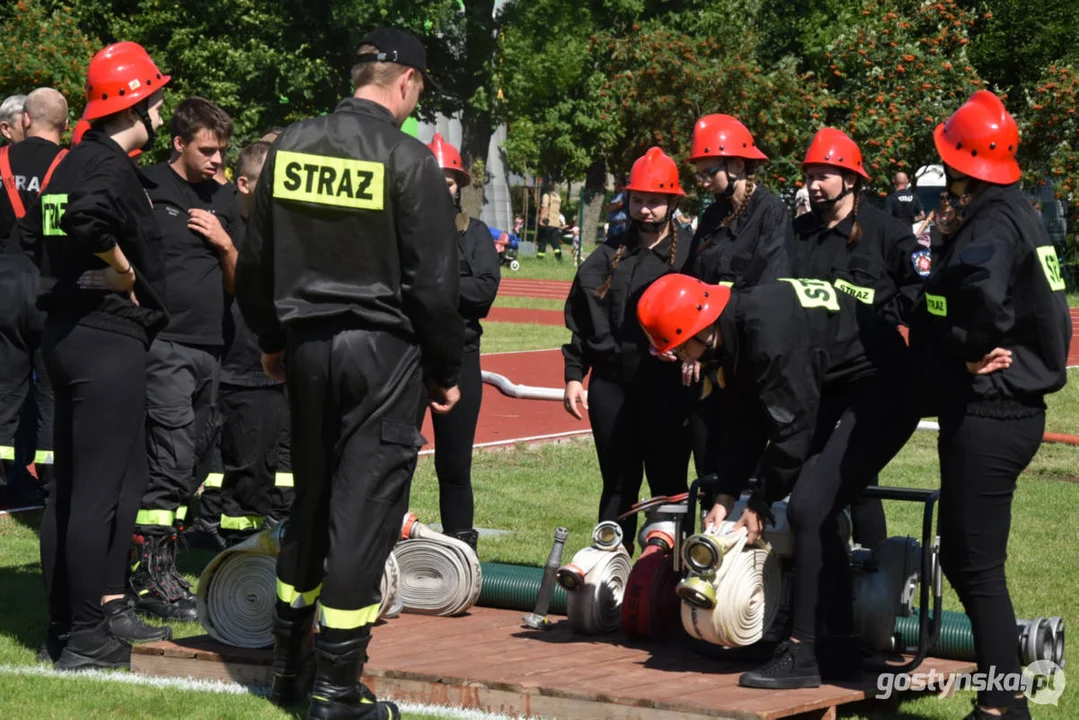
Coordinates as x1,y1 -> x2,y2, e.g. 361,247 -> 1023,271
351,44 -> 411,89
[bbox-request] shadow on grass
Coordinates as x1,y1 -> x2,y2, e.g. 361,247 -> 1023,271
0,561 -> 50,657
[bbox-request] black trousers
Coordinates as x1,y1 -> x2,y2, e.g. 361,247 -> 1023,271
587,370 -> 692,551
787,372 -> 919,644
417,348 -> 482,533
39,323 -> 148,632
1,349 -> 54,493
536,225 -> 562,256
219,384 -> 292,527
275,326 -> 425,633
138,339 -> 220,534
938,409 -> 1043,708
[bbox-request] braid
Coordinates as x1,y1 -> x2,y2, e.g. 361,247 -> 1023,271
848,181 -> 863,244
595,245 -> 627,300
668,217 -> 680,267
691,175 -> 756,258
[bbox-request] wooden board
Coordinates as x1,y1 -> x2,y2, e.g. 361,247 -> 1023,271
133,607 -> 974,719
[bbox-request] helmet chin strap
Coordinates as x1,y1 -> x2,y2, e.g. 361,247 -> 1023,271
134,104 -> 157,153
810,185 -> 853,213
716,159 -> 739,199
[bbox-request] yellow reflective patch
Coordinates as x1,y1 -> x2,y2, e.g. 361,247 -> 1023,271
0,446 -> 14,461
318,602 -> 381,630
33,450 -> 54,465
718,281 -> 734,288
136,509 -> 176,527
276,579 -> 321,609
203,473 -> 224,489
779,278 -> 841,312
1037,246 -> 1066,292
926,293 -> 947,317
833,279 -> 876,305
273,151 -> 384,210
274,472 -> 294,488
176,506 -> 188,522
41,194 -> 68,236
221,514 -> 263,531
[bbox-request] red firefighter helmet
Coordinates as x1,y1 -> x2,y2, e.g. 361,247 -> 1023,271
688,114 -> 768,163
426,133 -> 470,186
72,118 -> 91,145
934,90 -> 1020,184
636,274 -> 731,354
624,147 -> 685,196
801,127 -> 870,180
83,42 -> 171,121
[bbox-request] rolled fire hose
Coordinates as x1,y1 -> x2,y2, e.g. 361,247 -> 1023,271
556,521 -> 633,634
478,562 -> 568,614
678,522 -> 782,648
621,523 -> 682,639
198,521 -> 401,648
394,513 -> 482,616
895,611 -> 1066,667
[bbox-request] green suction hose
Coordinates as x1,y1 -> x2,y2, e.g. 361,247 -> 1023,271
479,562 -> 567,615
896,610 -> 1065,667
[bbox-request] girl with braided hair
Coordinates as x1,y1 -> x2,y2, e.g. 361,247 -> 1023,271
682,114 -> 794,479
562,147 -> 693,551
791,128 -> 926,555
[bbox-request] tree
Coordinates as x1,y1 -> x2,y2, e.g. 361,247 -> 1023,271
0,0 -> 101,132
1021,64 -> 1079,223
820,0 -> 985,195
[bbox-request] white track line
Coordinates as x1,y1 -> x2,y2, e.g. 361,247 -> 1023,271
481,348 -> 561,357
421,428 -> 591,456
0,664 -> 531,719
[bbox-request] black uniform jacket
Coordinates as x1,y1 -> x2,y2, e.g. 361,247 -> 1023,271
712,279 -> 906,505
909,183 -> 1071,417
791,201 -> 925,327
456,214 -> 501,353
236,98 -> 463,388
683,185 -> 793,287
563,224 -> 691,384
21,130 -> 168,347
0,137 -> 66,247
0,253 -> 43,387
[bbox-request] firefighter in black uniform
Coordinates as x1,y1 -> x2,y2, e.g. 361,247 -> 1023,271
912,90 -> 1071,720
235,28 -> 462,720
563,147 -> 692,552
638,273 -> 919,688
681,114 -> 793,479
791,127 -> 926,551
27,42 -> 174,670
0,87 -> 68,504
418,133 -> 500,551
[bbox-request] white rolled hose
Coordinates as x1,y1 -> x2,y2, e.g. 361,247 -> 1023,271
556,522 -> 633,634
716,498 -> 853,560
197,522 -> 402,648
679,521 -> 782,648
394,514 -> 482,616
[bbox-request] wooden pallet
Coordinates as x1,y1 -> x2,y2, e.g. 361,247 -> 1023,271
132,607 -> 973,720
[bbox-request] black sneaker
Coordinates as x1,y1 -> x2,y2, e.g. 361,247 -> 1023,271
103,599 -> 172,643
963,697 -> 1032,720
739,640 -> 821,689
54,622 -> 132,671
35,623 -> 69,663
447,529 -> 479,553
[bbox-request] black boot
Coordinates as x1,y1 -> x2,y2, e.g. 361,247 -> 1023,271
270,604 -> 317,706
128,534 -> 198,622
816,633 -> 864,684
103,598 -> 172,643
307,633 -> 400,720
35,621 -> 69,663
54,620 -> 132,671
448,529 -> 479,553
739,639 -> 821,689
181,517 -> 228,551
963,696 -> 1033,720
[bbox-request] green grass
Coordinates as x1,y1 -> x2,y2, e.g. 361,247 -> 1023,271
478,321 -> 569,353
507,249 -> 595,281
4,327 -> 1078,719
491,296 -> 565,311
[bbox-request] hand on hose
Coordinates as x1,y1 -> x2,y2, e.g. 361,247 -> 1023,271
427,379 -> 460,415
262,350 -> 285,382
703,493 -> 737,531
733,506 -> 764,544
563,380 -> 588,420
966,347 -> 1012,375
681,360 -> 701,387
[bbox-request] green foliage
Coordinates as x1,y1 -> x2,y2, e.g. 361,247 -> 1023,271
0,0 -> 100,131
1021,63 -> 1079,220
820,0 -> 985,195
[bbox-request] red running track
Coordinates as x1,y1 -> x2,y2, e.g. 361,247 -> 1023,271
486,307 -> 564,326
498,278 -> 571,299
418,349 -> 585,453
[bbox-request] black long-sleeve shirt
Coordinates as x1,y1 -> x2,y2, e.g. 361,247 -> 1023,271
456,214 -> 501,352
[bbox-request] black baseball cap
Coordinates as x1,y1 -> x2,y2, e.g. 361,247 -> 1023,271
355,28 -> 441,93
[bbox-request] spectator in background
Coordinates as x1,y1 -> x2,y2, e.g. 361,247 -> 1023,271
795,185 -> 811,217
606,175 -> 628,243
537,179 -> 563,260
885,171 -> 925,224
0,95 -> 27,145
